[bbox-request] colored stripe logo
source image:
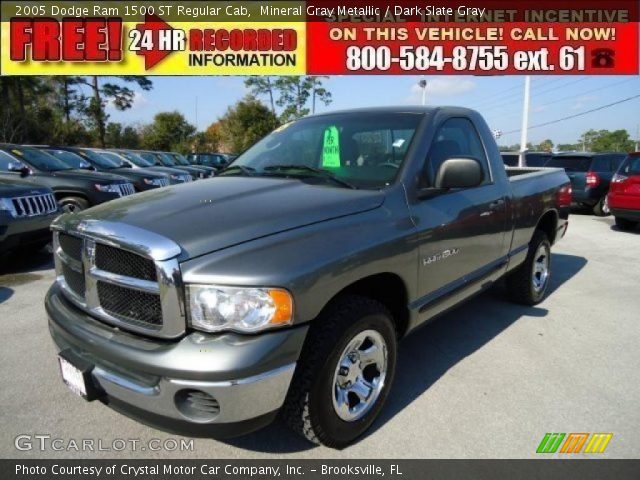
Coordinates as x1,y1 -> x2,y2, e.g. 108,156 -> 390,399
537,433 -> 613,454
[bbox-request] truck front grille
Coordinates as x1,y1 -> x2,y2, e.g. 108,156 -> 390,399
61,262 -> 85,299
97,281 -> 162,329
59,233 -> 83,261
53,229 -> 183,338
10,193 -> 57,218
95,243 -> 157,281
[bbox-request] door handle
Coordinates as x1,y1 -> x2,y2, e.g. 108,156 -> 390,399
489,199 -> 505,210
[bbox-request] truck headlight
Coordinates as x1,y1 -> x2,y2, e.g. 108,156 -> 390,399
94,183 -> 120,193
187,285 -> 293,333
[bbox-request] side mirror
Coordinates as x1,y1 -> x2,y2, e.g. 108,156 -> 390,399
434,157 -> 484,189
8,161 -> 30,177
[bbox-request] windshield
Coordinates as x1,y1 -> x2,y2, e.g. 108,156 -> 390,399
156,153 -> 177,166
231,112 -> 424,189
3,146 -> 73,171
46,149 -> 92,169
171,153 -> 190,166
78,149 -> 122,169
546,156 -> 593,172
139,152 -> 161,165
118,151 -> 155,167
198,154 -> 227,167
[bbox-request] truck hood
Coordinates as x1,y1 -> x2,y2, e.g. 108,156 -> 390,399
77,177 -> 385,259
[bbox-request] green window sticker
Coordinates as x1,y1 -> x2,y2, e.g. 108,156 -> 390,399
322,126 -> 340,167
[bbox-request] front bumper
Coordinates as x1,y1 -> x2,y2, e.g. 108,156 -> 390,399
0,210 -> 58,253
46,284 -> 308,436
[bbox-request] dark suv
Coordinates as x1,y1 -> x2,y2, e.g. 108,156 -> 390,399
187,152 -> 231,171
546,152 -> 627,216
109,150 -> 194,184
1,178 -> 59,254
501,151 -> 553,168
44,147 -> 171,192
0,145 -> 135,213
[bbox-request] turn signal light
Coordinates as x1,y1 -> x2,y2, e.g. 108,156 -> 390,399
585,171 -> 600,188
557,184 -> 573,207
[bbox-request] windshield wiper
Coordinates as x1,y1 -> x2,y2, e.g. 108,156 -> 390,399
263,164 -> 357,189
219,165 -> 257,176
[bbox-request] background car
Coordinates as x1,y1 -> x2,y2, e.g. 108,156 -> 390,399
608,153 -> 640,231
0,144 -> 135,213
0,178 -> 59,254
545,152 -> 627,216
187,152 -> 231,171
136,151 -> 210,180
167,152 -> 217,176
45,147 -> 170,192
501,151 -> 553,167
109,150 -> 194,184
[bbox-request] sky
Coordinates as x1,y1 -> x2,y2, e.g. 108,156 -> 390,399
103,75 -> 640,147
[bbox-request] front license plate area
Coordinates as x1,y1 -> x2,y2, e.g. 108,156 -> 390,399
57,350 -> 102,401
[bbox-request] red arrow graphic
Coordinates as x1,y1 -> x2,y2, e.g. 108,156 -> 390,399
133,14 -> 175,70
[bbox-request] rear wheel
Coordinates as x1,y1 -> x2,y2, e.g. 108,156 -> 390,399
59,196 -> 89,214
615,217 -> 638,231
506,230 -> 552,306
282,295 -> 397,449
593,196 -> 610,216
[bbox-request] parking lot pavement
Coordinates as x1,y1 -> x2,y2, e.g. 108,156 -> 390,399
1,213 -> 638,459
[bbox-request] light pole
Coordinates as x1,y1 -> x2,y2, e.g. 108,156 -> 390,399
519,76 -> 531,167
418,78 -> 427,106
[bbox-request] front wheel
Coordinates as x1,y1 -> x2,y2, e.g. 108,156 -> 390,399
506,230 -> 552,306
282,295 -> 397,449
59,196 -> 89,214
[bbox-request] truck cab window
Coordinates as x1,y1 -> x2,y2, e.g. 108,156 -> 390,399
425,118 -> 490,187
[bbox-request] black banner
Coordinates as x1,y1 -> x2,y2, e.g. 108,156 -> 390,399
3,460 -> 640,480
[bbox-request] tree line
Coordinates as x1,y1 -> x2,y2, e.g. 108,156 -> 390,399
499,129 -> 638,153
0,75 -> 332,155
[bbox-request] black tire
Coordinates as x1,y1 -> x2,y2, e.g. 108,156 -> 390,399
59,196 -> 89,214
506,230 -> 552,306
282,295 -> 397,449
593,196 -> 610,217
615,217 -> 638,231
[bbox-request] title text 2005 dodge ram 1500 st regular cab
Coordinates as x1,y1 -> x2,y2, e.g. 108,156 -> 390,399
46,107 -> 571,448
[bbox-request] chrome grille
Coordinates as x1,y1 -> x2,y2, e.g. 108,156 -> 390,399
97,281 -> 162,329
176,175 -> 192,183
159,177 -> 169,187
10,193 -> 57,218
59,233 -> 83,261
95,243 -> 157,281
61,262 -> 85,299
52,223 -> 184,339
117,183 -> 135,196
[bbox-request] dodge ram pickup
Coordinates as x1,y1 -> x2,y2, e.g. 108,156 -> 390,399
46,107 -> 571,448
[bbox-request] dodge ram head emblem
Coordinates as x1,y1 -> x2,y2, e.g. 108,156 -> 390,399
423,248 -> 460,266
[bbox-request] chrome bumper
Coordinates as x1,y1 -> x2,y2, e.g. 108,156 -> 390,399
89,361 -> 295,424
46,283 -> 307,426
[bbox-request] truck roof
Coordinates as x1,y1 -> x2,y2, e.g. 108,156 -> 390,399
306,105 -> 477,118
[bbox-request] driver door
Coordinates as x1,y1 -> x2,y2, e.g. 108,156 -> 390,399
409,117 -> 509,305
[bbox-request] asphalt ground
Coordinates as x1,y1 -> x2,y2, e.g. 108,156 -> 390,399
1,212 -> 638,459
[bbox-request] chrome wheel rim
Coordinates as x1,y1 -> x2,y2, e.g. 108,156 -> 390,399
332,329 -> 387,422
603,197 -> 610,215
532,245 -> 550,293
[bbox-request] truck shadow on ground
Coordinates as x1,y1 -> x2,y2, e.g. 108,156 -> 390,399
0,247 -> 53,276
223,253 -> 587,453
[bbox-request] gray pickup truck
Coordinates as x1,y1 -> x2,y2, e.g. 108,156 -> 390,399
46,107 -> 571,448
